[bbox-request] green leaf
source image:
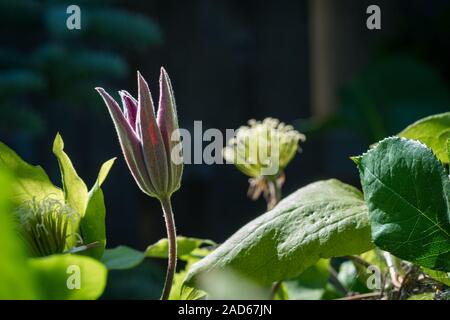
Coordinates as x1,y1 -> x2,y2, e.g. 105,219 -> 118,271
145,236 -> 215,260
102,246 -> 145,270
422,268 -> 450,286
52,133 -> 88,217
80,158 -> 116,260
170,258 -> 207,300
407,293 -> 434,300
102,237 -> 215,272
447,136 -> 450,163
29,254 -> 107,300
184,179 -> 373,288
0,169 -> 39,299
356,137 -> 450,271
274,282 -> 289,300
399,112 -> 450,164
285,259 -> 330,300
0,141 -> 63,204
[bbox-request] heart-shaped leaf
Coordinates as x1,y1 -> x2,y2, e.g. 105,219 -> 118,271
355,137 -> 450,271
184,179 -> 373,289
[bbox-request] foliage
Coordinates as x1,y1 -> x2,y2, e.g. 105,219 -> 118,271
183,179 -> 373,290
1,111 -> 450,300
0,168 -> 107,300
355,137 -> 450,271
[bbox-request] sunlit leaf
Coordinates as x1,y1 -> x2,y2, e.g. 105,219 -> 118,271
29,254 -> 107,300
81,158 -> 116,260
356,137 -> 450,271
52,133 -> 88,217
0,141 -> 63,204
146,236 -> 215,260
184,179 -> 373,289
0,169 -> 39,299
399,112 -> 450,163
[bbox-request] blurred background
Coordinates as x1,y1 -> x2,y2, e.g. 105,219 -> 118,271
1,0 -> 449,298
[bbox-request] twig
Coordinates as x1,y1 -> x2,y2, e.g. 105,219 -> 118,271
383,251 -> 402,288
328,265 -> 350,296
336,292 -> 382,300
395,266 -> 419,300
269,281 -> 282,300
343,255 -> 372,268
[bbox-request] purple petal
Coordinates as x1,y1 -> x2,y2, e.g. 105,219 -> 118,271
95,87 -> 156,196
136,72 -> 169,195
119,90 -> 138,133
157,67 -> 183,192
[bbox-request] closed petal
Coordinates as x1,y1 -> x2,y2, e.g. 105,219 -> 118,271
119,90 -> 138,133
136,72 -> 169,195
95,87 -> 156,196
157,67 -> 183,193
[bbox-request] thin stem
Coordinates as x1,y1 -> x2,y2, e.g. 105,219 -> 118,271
343,255 -> 372,268
328,265 -> 350,296
159,196 -> 177,300
269,281 -> 282,300
266,174 -> 283,298
266,175 -> 283,210
336,292 -> 382,300
383,251 -> 402,288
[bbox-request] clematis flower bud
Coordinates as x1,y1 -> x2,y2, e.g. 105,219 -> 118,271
95,68 -> 183,200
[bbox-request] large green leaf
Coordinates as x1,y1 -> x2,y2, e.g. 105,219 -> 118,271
0,141 -> 63,204
355,137 -> 450,271
399,112 -> 450,163
80,158 -> 115,260
52,133 -> 88,217
184,179 -> 373,288
29,254 -> 108,300
0,169 -> 39,299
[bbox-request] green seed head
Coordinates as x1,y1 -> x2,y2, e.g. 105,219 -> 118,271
223,118 -> 306,177
15,197 -> 81,257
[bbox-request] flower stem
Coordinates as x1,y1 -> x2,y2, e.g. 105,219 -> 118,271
159,196 -> 177,300
266,174 -> 283,210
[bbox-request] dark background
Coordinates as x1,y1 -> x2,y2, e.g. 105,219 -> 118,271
1,0 -> 450,297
